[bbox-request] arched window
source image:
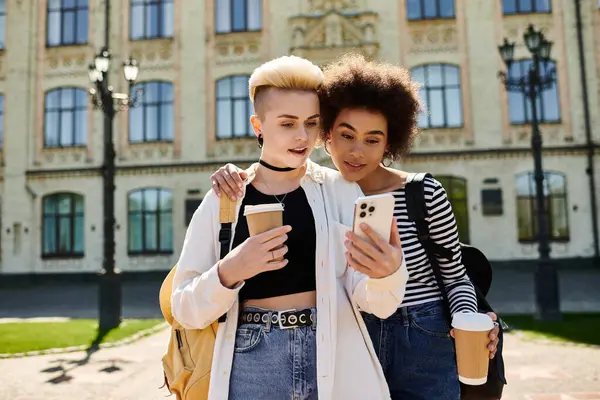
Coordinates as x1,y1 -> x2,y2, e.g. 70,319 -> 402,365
128,188 -> 173,254
411,64 -> 463,129
44,87 -> 88,147
436,176 -> 470,244
216,75 -> 253,139
129,81 -> 174,143
508,60 -> 560,124
515,171 -> 569,242
130,0 -> 174,40
46,0 -> 89,46
42,192 -> 84,257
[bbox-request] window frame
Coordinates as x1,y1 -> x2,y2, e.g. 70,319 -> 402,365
515,171 -> 570,243
0,0 -> 6,50
507,59 -> 561,125
215,0 -> 262,34
43,87 -> 88,148
46,0 -> 89,47
130,0 -> 174,40
127,188 -> 174,255
406,0 -> 455,21
42,192 -> 85,259
502,0 -> 552,15
412,63 -> 463,129
215,75 -> 253,140
129,81 -> 174,143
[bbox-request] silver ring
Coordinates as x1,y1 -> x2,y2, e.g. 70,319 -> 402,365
271,251 -> 275,261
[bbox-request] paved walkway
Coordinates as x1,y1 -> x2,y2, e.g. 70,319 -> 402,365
0,328 -> 598,399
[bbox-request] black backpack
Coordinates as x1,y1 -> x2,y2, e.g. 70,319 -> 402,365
404,172 -> 507,400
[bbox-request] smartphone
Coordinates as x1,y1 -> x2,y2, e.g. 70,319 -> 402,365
352,193 -> 395,244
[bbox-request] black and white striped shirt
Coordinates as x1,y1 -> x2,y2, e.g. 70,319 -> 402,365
392,176 -> 478,316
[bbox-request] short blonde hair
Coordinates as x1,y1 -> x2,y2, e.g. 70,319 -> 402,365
249,56 -> 323,115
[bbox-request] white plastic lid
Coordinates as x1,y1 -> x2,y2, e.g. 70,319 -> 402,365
243,203 -> 284,216
451,312 -> 494,331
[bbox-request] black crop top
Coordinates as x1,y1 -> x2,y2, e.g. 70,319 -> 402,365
232,184 -> 317,302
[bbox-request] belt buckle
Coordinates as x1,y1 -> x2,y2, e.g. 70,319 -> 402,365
277,309 -> 297,330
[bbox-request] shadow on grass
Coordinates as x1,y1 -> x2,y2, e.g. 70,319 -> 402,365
503,313 -> 600,346
42,325 -> 128,384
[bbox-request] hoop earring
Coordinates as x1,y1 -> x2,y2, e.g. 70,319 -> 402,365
323,140 -> 331,155
257,134 -> 263,149
382,152 -> 393,167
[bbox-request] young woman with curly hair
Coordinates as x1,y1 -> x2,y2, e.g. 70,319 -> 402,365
210,53 -> 500,399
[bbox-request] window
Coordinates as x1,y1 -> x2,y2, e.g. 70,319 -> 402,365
215,0 -> 262,33
515,171 -> 569,242
406,0 -> 455,20
436,176 -> 470,244
411,64 -> 463,129
503,0 -> 551,14
130,0 -> 174,40
0,94 -> 4,148
216,76 -> 253,139
42,193 -> 84,258
129,81 -> 174,143
44,87 -> 88,147
128,188 -> 173,254
47,0 -> 89,47
508,60 -> 560,124
185,198 -> 202,226
0,0 -> 6,49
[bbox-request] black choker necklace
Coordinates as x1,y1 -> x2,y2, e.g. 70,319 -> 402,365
259,159 -> 296,172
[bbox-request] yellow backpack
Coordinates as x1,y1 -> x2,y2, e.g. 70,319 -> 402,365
159,195 -> 237,400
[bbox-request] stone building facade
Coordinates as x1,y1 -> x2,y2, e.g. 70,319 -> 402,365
1,0 -> 599,277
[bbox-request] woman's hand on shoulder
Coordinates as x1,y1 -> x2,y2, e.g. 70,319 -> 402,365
218,225 -> 292,288
344,218 -> 403,279
210,163 -> 247,201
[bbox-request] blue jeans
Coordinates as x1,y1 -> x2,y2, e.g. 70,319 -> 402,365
362,301 -> 460,400
228,307 -> 318,400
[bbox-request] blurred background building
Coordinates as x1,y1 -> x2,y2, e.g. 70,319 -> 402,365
0,0 -> 599,278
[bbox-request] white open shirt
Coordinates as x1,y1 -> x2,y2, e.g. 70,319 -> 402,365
171,160 -> 408,399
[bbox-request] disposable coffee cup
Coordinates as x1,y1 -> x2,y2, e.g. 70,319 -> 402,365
244,204 -> 285,261
452,312 -> 494,385
244,203 -> 284,236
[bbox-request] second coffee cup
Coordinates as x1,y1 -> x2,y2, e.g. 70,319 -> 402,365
451,312 -> 494,385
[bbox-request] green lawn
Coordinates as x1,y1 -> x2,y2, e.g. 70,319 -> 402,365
503,313 -> 600,346
0,319 -> 164,355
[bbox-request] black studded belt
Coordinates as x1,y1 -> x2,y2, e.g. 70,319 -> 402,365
239,308 -> 315,330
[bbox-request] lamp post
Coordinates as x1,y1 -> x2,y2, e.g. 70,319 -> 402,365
88,48 -> 141,330
498,24 -> 561,321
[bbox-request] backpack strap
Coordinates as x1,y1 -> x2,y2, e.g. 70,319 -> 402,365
404,172 -> 452,319
216,195 -> 238,323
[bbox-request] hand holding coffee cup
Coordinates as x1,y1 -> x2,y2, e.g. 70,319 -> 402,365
217,204 -> 290,288
451,312 -> 495,385
450,312 -> 500,359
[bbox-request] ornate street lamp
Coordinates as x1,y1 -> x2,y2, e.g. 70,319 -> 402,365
88,45 -> 141,330
498,24 -> 561,321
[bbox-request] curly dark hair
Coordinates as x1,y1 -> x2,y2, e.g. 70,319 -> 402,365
318,53 -> 423,161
